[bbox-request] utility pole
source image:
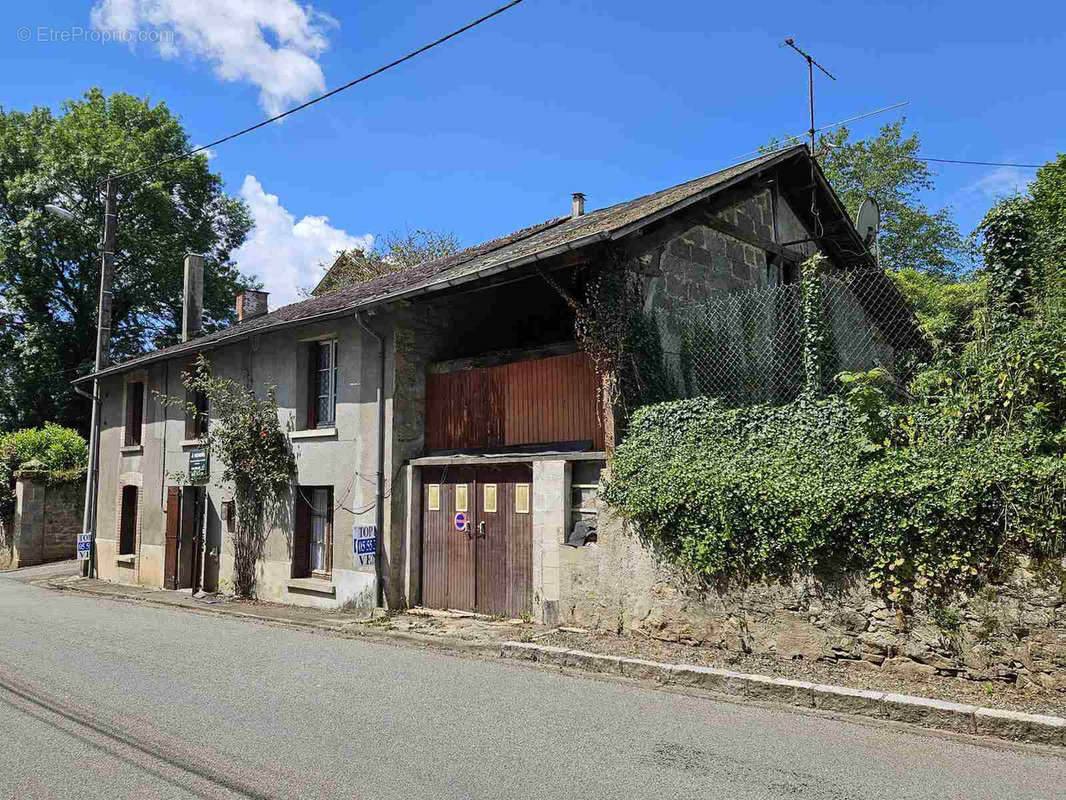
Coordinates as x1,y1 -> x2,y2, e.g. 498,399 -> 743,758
782,38 -> 836,155
80,174 -> 117,579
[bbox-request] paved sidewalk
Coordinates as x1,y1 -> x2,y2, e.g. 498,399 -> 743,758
42,574 -> 1066,748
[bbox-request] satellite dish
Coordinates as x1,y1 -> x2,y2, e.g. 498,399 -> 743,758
856,197 -> 880,247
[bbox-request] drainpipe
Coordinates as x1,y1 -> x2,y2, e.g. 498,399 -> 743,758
356,312 -> 386,608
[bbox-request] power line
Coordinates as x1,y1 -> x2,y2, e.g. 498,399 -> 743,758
917,157 -> 1044,169
112,0 -> 526,183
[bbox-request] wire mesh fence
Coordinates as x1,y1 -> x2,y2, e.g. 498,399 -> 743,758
653,270 -> 928,406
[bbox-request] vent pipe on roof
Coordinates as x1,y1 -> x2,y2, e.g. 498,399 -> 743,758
236,289 -> 269,322
571,192 -> 585,219
182,253 -> 204,342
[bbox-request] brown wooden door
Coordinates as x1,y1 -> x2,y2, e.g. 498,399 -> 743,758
421,465 -> 533,617
164,486 -> 181,590
475,464 -> 533,618
422,467 -> 477,611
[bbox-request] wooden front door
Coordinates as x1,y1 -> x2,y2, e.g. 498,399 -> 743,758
421,465 -> 533,617
164,486 -> 181,590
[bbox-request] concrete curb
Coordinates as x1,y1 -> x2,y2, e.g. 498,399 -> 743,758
500,642 -> 1066,748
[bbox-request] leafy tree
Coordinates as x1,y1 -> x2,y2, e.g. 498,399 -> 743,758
0,89 -> 254,434
816,120 -> 964,275
313,228 -> 459,295
1026,153 -> 1066,298
889,268 -> 984,358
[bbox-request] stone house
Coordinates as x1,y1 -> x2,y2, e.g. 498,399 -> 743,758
75,145 -> 902,620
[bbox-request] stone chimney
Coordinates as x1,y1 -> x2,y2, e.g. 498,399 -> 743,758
571,192 -> 586,219
236,289 -> 269,322
182,253 -> 204,342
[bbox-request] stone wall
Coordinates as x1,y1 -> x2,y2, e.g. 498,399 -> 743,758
559,505 -> 1066,690
6,472 -> 84,568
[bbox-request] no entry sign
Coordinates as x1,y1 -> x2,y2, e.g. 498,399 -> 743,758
454,512 -> 468,532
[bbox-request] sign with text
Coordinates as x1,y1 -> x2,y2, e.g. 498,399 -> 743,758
353,525 -> 377,567
188,448 -> 209,483
76,532 -> 91,561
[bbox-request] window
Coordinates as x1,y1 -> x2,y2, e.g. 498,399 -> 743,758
186,388 -> 208,440
124,381 -> 145,446
483,484 -> 497,513
293,486 -> 333,579
515,483 -> 531,514
307,340 -> 338,429
119,486 -> 138,555
455,484 -> 469,512
427,484 -> 440,511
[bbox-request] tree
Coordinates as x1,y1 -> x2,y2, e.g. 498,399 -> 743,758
313,228 -> 459,295
0,89 -> 254,434
1028,154 -> 1066,297
816,120 -> 965,275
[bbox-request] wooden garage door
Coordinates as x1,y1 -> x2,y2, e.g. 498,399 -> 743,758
421,465 -> 533,618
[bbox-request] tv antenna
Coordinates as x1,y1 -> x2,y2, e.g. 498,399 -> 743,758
781,37 -> 837,154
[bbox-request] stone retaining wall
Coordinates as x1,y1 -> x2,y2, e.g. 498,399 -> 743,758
6,472 -> 84,568
558,509 -> 1066,691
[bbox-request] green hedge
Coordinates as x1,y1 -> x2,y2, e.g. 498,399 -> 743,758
0,424 -> 87,515
602,396 -> 1066,602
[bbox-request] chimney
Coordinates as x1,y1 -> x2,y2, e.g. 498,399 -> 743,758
182,253 -> 204,342
236,289 -> 269,322
571,192 -> 586,219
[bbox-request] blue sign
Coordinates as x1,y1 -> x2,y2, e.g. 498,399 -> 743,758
353,525 -> 377,566
76,532 -> 91,561
454,512 -> 468,531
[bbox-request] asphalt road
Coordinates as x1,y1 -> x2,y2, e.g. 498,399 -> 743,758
2,563 -> 1064,799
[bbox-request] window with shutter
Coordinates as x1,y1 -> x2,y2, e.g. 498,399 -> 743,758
125,381 -> 145,446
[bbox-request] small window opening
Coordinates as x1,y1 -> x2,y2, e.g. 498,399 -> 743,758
119,485 -> 138,555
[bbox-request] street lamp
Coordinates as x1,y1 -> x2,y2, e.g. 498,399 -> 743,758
45,176 -> 117,579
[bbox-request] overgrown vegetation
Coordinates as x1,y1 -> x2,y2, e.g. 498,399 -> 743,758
0,424 -> 86,516
158,356 -> 295,598
604,153 -> 1066,604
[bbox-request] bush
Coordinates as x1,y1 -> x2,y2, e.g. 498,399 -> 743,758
0,423 -> 87,515
602,396 -> 1066,603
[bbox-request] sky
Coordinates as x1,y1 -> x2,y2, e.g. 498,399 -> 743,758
3,0 -> 1064,306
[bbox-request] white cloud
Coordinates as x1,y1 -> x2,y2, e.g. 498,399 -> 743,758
90,0 -> 336,114
966,166 -> 1030,199
233,175 -> 373,307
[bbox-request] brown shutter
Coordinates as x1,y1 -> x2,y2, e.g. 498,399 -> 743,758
164,486 -> 181,589
325,488 -> 334,576
293,487 -> 310,578
306,343 -> 319,429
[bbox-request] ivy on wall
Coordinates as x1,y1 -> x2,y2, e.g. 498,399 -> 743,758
603,252 -> 1066,605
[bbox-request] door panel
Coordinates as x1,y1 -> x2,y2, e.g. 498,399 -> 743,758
164,487 -> 181,590
475,465 -> 533,618
422,467 -> 477,611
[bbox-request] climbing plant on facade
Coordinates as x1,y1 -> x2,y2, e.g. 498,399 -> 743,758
158,356 -> 295,598
538,244 -> 673,442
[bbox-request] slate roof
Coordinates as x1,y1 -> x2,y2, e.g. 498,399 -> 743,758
79,146 -> 806,382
